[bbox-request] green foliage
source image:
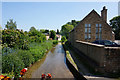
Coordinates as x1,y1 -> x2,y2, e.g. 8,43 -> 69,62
2,41 -> 53,75
40,29 -> 49,33
5,19 -> 17,30
2,29 -> 30,50
67,20 -> 80,27
61,24 -> 74,39
50,30 -> 56,40
29,41 -> 53,62
2,53 -> 24,74
17,50 -> 35,67
2,19 -> 54,76
29,26 -> 36,32
53,40 -> 58,45
61,36 -> 67,43
110,16 -> 120,40
61,20 -> 80,39
28,29 -> 46,43
2,28 -> 46,50
44,30 -> 49,33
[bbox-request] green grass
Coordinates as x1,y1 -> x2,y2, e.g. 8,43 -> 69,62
66,50 -> 78,71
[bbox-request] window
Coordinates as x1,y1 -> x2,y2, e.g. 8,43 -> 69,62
85,28 -> 87,33
88,34 -> 91,39
99,34 -> 101,40
88,28 -> 91,33
85,24 -> 87,28
85,24 -> 91,40
99,24 -> 102,39
96,24 -> 102,40
88,24 -> 91,33
99,27 -> 102,33
88,24 -> 91,28
96,34 -> 98,39
99,24 -> 102,27
96,24 -> 98,27
96,27 -> 98,33
85,34 -> 87,39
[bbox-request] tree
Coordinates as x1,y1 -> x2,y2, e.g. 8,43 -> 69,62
110,16 -> 120,40
61,24 -> 74,39
61,20 -> 80,39
5,19 -> 17,30
29,26 -> 36,32
28,29 -> 46,42
50,30 -> 56,40
56,29 -> 59,34
67,20 -> 80,27
40,29 -> 49,33
40,29 -> 45,33
44,29 -> 49,33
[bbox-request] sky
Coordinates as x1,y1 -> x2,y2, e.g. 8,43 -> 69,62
2,2 -> 118,31
118,1 -> 120,16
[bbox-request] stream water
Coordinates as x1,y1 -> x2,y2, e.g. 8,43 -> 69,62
24,43 -> 73,78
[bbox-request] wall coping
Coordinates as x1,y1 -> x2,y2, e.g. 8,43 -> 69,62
76,40 -> 120,49
76,40 -> 104,47
105,47 -> 120,49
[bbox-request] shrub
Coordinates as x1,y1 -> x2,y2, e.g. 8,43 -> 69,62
2,40 -> 53,76
2,29 -> 30,50
30,49 -> 43,62
61,36 -> 67,43
17,50 -> 34,67
53,40 -> 58,45
30,41 -> 53,62
2,53 -> 24,74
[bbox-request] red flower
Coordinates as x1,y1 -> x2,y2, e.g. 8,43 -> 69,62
21,69 -> 27,73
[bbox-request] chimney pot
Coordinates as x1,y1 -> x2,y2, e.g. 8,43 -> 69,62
103,6 -> 106,10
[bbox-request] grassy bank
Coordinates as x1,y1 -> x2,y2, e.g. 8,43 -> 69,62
65,41 -> 120,78
64,41 -> 102,75
62,42 -> 78,71
2,40 -> 58,77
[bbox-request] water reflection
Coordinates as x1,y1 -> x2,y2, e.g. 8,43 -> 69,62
24,43 -> 73,78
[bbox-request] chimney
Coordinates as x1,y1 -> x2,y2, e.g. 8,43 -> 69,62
101,6 -> 107,22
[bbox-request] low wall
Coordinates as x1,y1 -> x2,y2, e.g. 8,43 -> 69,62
104,47 -> 120,73
62,44 -> 87,80
73,40 -> 120,73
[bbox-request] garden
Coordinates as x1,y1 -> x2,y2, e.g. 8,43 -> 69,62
1,19 -> 58,78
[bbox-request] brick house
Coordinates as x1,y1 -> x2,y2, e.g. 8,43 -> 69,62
68,6 -> 115,45
68,7 -> 120,74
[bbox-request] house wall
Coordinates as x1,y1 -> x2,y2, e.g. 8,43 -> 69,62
72,11 -> 113,42
46,36 -> 49,40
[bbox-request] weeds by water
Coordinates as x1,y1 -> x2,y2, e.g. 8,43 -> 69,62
2,40 -> 54,76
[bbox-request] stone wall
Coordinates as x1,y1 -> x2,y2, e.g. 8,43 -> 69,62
104,47 -> 120,73
74,40 -> 120,73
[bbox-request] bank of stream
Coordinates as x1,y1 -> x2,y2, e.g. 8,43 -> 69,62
24,43 -> 73,78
